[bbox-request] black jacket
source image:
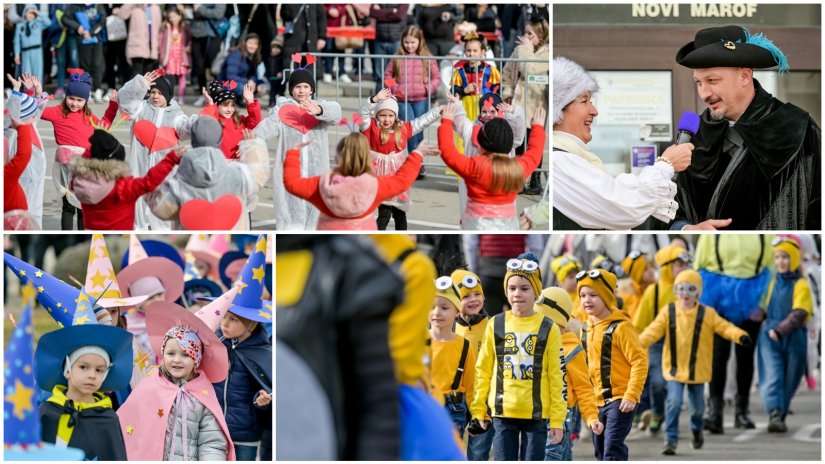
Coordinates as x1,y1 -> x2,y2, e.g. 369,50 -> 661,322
40,394 -> 127,461
673,79 -> 821,230
280,5 -> 327,55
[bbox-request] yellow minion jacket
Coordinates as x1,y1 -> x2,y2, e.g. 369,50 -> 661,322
561,331 -> 599,425
471,311 -> 567,427
764,277 -> 814,323
618,280 -> 646,320
371,235 -> 437,386
431,335 -> 477,403
633,279 -> 676,332
639,302 -> 747,384
454,315 -> 488,353
587,310 -> 648,406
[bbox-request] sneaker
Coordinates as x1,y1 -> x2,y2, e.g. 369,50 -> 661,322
647,415 -> 663,436
93,88 -> 104,103
662,441 -> 677,456
193,95 -> 205,107
767,409 -> 787,433
339,74 -> 352,84
691,430 -> 704,449
103,88 -> 115,102
322,73 -> 333,83
638,410 -> 652,431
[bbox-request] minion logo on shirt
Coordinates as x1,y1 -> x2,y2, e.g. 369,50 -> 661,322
503,332 -> 519,355
520,364 -> 534,380
522,334 -> 538,355
502,356 -> 515,379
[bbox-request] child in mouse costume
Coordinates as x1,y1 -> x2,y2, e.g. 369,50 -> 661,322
117,294 -> 235,460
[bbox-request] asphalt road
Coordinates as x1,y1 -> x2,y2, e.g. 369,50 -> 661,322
30,88 -> 547,231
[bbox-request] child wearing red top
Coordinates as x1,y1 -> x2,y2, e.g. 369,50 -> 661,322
201,80 -> 262,159
358,88 -> 442,230
4,123 -> 34,221
283,133 -> 424,230
437,104 -> 546,230
39,69 -> 120,230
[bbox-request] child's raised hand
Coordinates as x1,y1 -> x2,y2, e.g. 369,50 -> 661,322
110,89 -> 118,103
464,83 -> 476,94
143,70 -> 160,85
242,82 -> 255,103
201,87 -> 214,106
445,92 -> 460,104
255,389 -> 271,407
242,128 -> 257,141
531,107 -> 547,127
374,87 -> 392,102
290,140 -> 312,152
6,74 -> 22,92
414,141 -> 440,157
300,99 -> 322,116
497,102 -> 513,114
30,75 -> 42,95
20,73 -> 33,91
441,102 -> 457,120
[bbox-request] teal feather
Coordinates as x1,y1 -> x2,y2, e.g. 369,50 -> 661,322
744,28 -> 790,73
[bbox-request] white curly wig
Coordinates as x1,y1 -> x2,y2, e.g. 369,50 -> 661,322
553,57 -> 600,125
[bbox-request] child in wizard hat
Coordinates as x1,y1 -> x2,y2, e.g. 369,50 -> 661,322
35,286 -> 134,461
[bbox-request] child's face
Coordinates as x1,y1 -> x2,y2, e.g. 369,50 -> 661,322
163,341 -> 196,381
674,282 -> 699,309
149,88 -> 168,108
168,10 -> 182,25
65,95 -> 87,113
774,251 -> 791,273
219,100 -> 235,119
460,291 -> 484,316
431,296 -> 458,330
291,83 -> 312,103
524,24 -> 540,48
402,36 -> 420,54
580,286 -> 609,318
138,292 -> 167,312
670,260 -> 689,279
271,45 -> 282,57
479,105 -> 496,123
104,307 -> 121,325
246,38 -> 260,55
221,311 -> 251,339
376,109 -> 396,129
642,264 -> 656,285
464,41 -> 483,61
562,273 -> 578,293
66,354 -> 108,396
506,276 -> 536,312
194,260 -> 211,278
26,10 -> 36,21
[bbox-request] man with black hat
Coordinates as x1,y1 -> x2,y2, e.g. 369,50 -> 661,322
672,25 -> 820,231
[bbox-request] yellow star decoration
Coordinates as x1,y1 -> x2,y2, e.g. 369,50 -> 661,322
77,292 -> 90,302
35,271 -> 43,278
56,302 -> 62,308
20,283 -> 36,303
134,351 -> 150,372
18,270 -> 26,277
37,286 -> 44,293
75,315 -> 90,325
23,365 -> 31,375
8,379 -> 34,420
126,425 -> 134,435
252,265 -> 266,284
89,270 -> 108,289
258,310 -> 272,320
235,278 -> 248,295
256,238 -> 267,254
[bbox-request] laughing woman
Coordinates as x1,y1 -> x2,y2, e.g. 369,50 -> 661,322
552,57 -> 694,230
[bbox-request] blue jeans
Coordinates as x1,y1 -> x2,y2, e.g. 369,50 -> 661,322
758,324 -> 807,414
647,340 -> 666,418
467,419 -> 495,461
545,407 -> 575,461
398,99 -> 429,152
372,40 -> 400,91
492,417 -> 548,461
664,381 -> 704,443
444,400 -> 469,436
592,401 -> 634,460
55,35 -> 79,89
234,444 -> 258,461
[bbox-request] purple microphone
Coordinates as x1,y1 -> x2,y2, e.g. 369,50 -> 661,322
676,112 -> 700,144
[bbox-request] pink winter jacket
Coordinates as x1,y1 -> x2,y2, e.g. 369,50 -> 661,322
118,4 -> 162,63
383,55 -> 441,102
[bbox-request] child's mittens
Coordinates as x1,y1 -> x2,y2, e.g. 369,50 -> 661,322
739,334 -> 753,347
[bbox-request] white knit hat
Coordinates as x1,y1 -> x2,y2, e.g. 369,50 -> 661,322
553,56 -> 599,125
374,97 -> 399,117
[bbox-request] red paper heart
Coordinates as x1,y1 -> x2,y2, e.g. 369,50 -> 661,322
67,67 -> 84,76
291,53 -> 302,64
305,54 -> 317,65
384,78 -> 396,87
353,113 -> 363,125
278,105 -> 319,134
179,195 -> 243,230
134,120 -> 179,152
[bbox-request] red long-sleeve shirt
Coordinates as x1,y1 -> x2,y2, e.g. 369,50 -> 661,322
438,118 -> 545,204
201,100 -> 262,159
41,100 -> 120,149
4,125 -> 33,212
74,151 -> 180,230
283,149 -> 423,219
363,120 -> 414,155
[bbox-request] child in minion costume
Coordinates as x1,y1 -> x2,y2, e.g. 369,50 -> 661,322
578,268 -> 648,460
618,250 -> 655,320
632,244 -> 691,435
451,269 -> 488,352
536,287 -> 602,461
550,254 -> 584,321
758,236 -> 814,433
469,257 -> 566,461
639,269 -> 751,455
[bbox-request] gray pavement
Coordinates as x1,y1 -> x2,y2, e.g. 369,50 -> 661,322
32,83 -> 548,231
572,386 -> 821,461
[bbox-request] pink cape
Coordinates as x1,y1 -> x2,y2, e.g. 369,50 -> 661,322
116,370 -> 236,460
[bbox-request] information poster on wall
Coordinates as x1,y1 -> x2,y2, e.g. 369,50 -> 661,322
591,71 -> 673,141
